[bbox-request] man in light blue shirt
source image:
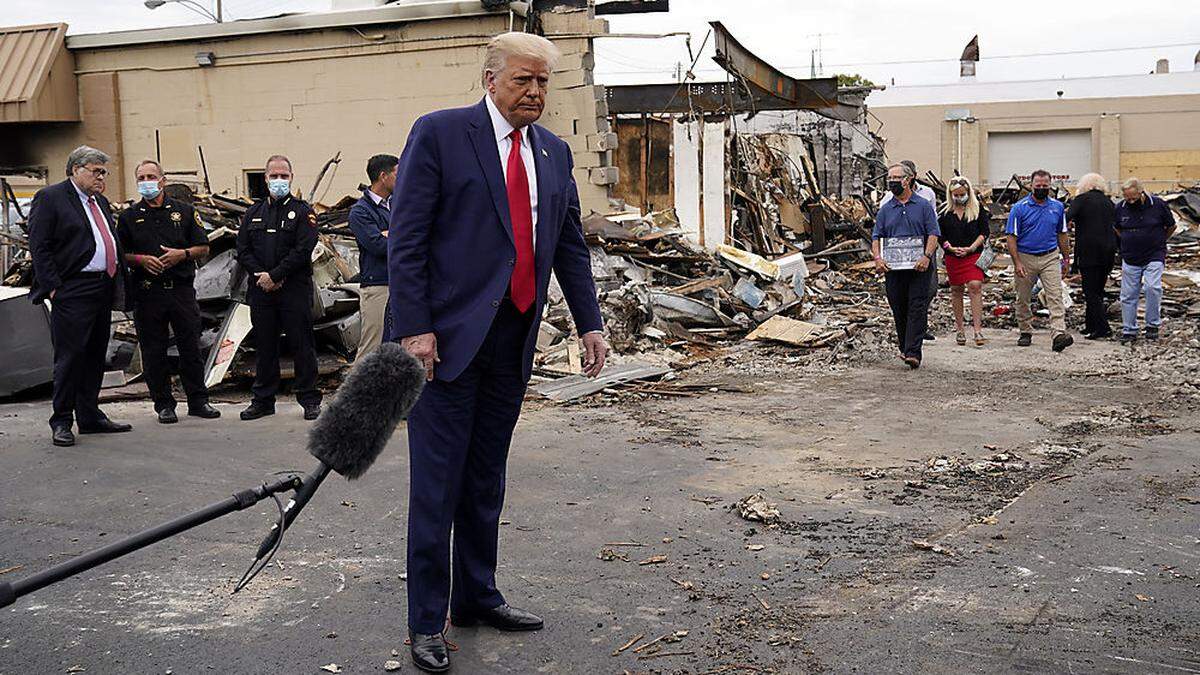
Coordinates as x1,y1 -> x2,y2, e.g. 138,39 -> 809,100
872,162 -> 940,368
1005,169 -> 1073,352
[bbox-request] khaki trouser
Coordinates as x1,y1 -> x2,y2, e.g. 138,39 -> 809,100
355,284 -> 389,362
1014,251 -> 1066,335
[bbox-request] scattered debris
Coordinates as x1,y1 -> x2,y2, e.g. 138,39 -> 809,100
732,494 -> 781,525
319,664 -> 342,674
638,554 -> 669,566
383,660 -> 402,672
912,540 -> 955,556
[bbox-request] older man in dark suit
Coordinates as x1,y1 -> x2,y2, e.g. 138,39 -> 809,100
28,145 -> 132,447
388,31 -> 608,672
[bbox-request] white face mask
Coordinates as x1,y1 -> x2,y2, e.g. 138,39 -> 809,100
953,194 -> 969,205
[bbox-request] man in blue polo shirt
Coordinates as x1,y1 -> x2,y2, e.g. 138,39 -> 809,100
872,162 -> 940,369
1005,168 -> 1073,352
1115,177 -> 1175,343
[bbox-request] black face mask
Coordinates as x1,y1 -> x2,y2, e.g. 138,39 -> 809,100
1032,187 -> 1050,200
888,181 -> 905,196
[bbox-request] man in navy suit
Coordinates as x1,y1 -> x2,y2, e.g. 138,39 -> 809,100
388,32 -> 608,672
27,145 -> 133,447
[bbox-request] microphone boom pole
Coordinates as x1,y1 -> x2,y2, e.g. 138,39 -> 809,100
0,473 -> 302,609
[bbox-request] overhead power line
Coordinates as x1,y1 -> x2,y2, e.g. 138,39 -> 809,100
595,39 -> 1200,75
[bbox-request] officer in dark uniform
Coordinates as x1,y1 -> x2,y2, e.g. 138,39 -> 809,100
117,159 -> 221,424
236,155 -> 322,421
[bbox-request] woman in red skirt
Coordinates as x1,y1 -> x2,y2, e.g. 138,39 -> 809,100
938,176 -> 990,346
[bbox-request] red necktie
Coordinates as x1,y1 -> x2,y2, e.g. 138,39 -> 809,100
506,129 -> 535,313
87,196 -> 117,278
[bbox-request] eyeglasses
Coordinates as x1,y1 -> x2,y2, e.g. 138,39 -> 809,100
82,167 -> 109,178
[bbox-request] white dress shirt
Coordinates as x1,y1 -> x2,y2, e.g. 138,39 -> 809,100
367,188 -> 389,210
485,94 -> 538,245
72,180 -> 110,273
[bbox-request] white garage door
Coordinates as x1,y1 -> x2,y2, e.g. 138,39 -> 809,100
987,129 -> 1092,186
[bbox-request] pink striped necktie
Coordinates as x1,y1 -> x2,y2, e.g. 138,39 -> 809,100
87,196 -> 117,277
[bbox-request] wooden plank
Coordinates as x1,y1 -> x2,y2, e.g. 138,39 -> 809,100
533,362 -> 672,402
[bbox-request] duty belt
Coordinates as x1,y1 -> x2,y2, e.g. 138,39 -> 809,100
139,278 -> 177,290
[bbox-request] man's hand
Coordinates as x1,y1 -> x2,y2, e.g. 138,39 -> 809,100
580,332 -> 608,379
874,257 -> 889,273
1060,257 -> 1070,276
401,332 -> 439,381
254,272 -> 275,291
1014,262 -> 1028,279
158,245 -> 186,268
913,254 -> 930,272
141,255 -> 165,275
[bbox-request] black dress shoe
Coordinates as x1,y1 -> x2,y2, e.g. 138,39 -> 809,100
157,408 -> 178,424
1051,333 -> 1074,353
240,401 -> 275,421
409,632 -> 450,673
452,603 -> 544,631
51,426 -> 75,447
78,419 -> 133,434
187,402 -> 221,419
302,404 -> 321,421
1017,333 -> 1033,347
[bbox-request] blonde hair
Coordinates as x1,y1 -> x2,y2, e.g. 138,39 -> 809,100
944,175 -> 980,222
1076,173 -> 1106,196
482,32 -> 561,80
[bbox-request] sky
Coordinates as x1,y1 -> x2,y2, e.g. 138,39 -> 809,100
6,0 -> 1200,87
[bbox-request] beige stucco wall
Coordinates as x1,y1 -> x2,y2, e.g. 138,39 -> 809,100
870,92 -> 1200,190
5,10 -> 613,210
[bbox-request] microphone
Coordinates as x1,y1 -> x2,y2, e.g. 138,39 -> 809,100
246,342 -> 425,573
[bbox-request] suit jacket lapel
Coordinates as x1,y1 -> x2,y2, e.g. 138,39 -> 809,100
467,100 -> 514,246
529,125 -> 556,272
65,180 -> 91,231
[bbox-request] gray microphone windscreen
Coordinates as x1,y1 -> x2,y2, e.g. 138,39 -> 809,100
308,342 -> 425,479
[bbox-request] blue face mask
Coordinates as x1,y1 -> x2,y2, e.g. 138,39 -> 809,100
267,178 -> 291,199
137,180 -> 161,200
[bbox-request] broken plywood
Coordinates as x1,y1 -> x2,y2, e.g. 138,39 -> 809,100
534,361 -> 672,402
745,315 -> 827,346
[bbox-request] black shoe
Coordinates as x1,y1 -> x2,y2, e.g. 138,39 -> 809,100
1017,333 -> 1032,347
240,401 -> 275,421
187,402 -> 221,419
902,356 -> 921,370
1120,333 -> 1137,346
302,404 -> 321,421
157,408 -> 178,424
51,425 -> 75,447
1052,333 -> 1074,353
923,333 -> 935,341
409,632 -> 450,673
78,419 -> 133,434
1145,326 -> 1160,341
1086,330 -> 1112,340
451,603 -> 544,631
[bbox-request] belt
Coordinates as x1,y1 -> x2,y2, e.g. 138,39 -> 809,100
1021,248 -> 1059,257
139,277 -> 184,290
75,271 -> 108,279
